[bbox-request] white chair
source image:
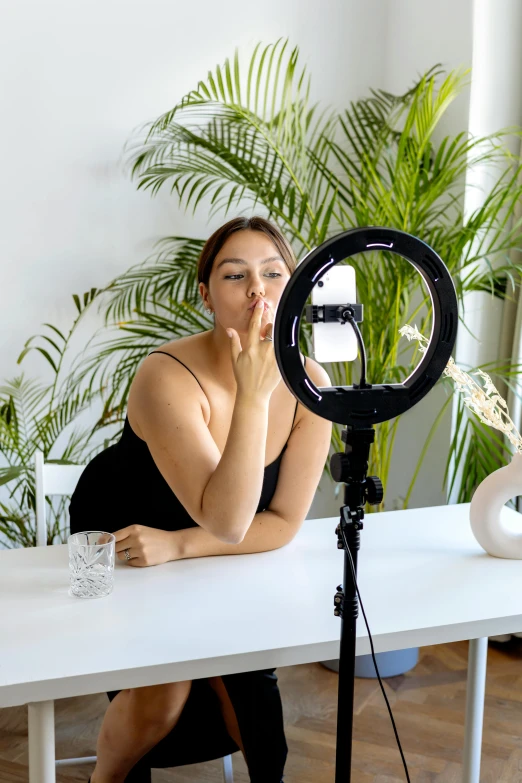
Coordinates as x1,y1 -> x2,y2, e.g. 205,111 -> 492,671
34,449 -> 235,782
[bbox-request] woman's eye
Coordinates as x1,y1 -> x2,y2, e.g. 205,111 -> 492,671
224,273 -> 282,280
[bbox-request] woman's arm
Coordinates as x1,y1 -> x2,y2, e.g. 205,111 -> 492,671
173,359 -> 332,560
175,509 -> 293,559
111,514 -> 290,567
199,395 -> 271,543
131,355 -> 271,545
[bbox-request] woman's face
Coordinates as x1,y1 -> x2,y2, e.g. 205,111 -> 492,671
200,229 -> 292,335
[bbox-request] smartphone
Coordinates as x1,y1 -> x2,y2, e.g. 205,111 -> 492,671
311,264 -> 358,362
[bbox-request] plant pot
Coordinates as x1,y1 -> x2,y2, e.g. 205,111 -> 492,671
470,451 -> 522,559
321,647 -> 419,678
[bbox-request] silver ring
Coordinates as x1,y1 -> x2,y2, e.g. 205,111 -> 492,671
124,548 -> 131,561
263,335 -> 273,342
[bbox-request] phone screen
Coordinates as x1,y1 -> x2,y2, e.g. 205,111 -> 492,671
311,265 -> 358,362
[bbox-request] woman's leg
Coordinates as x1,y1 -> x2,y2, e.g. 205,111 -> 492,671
220,669 -> 288,783
90,680 -> 192,783
208,676 -> 246,760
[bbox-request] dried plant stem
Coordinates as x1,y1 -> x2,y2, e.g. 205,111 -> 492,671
399,324 -> 522,453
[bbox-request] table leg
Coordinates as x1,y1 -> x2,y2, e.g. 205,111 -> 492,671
462,637 -> 488,783
28,700 -> 56,783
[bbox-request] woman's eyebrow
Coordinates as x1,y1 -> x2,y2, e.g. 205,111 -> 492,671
216,255 -> 283,269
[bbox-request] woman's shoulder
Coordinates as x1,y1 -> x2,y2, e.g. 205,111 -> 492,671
139,333 -> 211,378
304,356 -> 331,386
149,331 -> 208,359
134,333 -> 211,390
128,333 -> 211,437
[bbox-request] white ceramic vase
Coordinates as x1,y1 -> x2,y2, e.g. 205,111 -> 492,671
469,451 -> 522,559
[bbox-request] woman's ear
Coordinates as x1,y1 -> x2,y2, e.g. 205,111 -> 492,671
199,283 -> 212,312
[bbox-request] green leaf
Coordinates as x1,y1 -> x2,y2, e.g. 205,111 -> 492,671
0,466 -> 24,487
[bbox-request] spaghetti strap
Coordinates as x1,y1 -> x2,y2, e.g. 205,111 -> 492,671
148,351 -> 205,392
148,351 -> 306,424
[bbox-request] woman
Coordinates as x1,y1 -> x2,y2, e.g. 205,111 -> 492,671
70,216 -> 332,783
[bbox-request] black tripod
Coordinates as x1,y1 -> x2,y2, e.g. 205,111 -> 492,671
330,423 -> 383,782
275,226 -> 458,782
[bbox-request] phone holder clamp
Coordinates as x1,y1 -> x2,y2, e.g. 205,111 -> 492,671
305,303 -> 364,324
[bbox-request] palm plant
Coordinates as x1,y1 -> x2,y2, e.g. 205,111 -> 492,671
16,38 -> 522,519
0,290 -> 103,546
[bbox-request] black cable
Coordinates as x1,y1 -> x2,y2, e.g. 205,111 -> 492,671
338,306 -> 409,779
341,525 -> 411,783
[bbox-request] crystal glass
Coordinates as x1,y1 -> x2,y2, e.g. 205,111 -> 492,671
68,531 -> 115,598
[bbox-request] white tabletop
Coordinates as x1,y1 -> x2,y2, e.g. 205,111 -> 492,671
1,504 -> 521,708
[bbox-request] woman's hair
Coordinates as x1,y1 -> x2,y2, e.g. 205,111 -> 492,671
197,216 -> 297,287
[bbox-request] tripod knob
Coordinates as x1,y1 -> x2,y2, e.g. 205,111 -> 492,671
330,452 -> 351,483
365,476 -> 384,505
334,586 -> 344,617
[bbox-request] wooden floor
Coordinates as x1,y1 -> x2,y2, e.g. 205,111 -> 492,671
2,639 -> 522,782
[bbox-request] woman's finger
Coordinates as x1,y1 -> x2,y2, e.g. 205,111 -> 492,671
260,304 -> 273,340
261,321 -> 274,340
246,300 -> 265,347
115,539 -> 133,554
126,557 -> 146,567
260,302 -> 274,340
227,328 -> 241,363
112,526 -> 135,543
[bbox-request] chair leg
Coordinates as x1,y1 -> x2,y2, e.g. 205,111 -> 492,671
56,755 -> 97,766
222,753 -> 234,783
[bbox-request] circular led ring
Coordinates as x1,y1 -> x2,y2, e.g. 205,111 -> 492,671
273,227 -> 458,426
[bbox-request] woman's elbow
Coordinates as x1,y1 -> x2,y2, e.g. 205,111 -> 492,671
206,519 -> 245,545
221,528 -> 245,545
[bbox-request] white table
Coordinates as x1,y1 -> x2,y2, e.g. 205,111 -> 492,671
1,503 -> 521,783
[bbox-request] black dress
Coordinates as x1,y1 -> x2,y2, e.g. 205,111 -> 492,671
69,351 -> 306,783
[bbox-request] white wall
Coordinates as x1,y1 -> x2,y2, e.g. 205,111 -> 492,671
1,0 -> 474,520
0,0 -> 387,376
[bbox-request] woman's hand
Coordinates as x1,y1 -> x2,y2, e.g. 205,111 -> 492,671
226,299 -> 280,402
111,524 -> 182,567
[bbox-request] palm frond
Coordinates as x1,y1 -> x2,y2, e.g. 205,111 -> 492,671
126,39 -> 338,253
0,501 -> 35,548
102,237 -> 205,323
65,299 -> 213,436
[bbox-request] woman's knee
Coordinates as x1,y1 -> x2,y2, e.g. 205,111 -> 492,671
126,680 -> 192,727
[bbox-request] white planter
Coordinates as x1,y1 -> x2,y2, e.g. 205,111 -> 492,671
469,452 -> 522,559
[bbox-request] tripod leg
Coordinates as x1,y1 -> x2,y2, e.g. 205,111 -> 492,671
462,637 -> 488,783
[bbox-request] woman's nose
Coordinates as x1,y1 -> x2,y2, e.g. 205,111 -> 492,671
248,283 -> 265,297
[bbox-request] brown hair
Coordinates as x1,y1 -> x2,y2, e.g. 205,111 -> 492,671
197,216 -> 297,288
